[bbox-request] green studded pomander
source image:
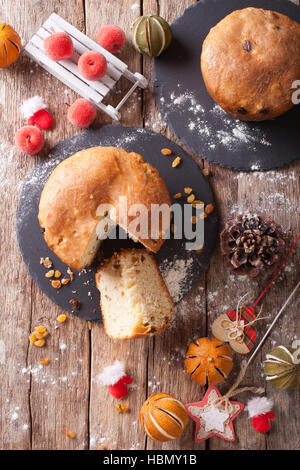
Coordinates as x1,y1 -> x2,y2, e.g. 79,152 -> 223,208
131,15 -> 172,57
264,345 -> 300,390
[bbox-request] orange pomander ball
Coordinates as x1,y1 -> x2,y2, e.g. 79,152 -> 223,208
185,337 -> 234,386
0,23 -> 21,68
140,393 -> 189,442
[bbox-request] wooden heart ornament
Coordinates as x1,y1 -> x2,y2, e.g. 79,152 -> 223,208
212,306 -> 257,354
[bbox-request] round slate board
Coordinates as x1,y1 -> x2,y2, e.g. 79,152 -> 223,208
153,0 -> 300,171
17,125 -> 218,321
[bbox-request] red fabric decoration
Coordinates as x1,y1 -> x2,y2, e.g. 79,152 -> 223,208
108,375 -> 133,399
226,305 -> 257,352
28,109 -> 53,130
252,411 -> 276,433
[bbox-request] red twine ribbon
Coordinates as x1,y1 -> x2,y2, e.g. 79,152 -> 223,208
252,233 -> 300,309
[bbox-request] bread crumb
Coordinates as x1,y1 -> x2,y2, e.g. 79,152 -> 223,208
202,168 -> 210,176
184,187 -> 192,194
173,193 -> 182,199
172,156 -> 181,168
61,278 -> 70,285
205,203 -> 214,215
67,267 -> 74,281
51,280 -> 61,289
56,314 -> 67,323
161,148 -> 172,155
65,431 -> 76,439
187,194 -> 195,203
54,270 -> 61,278
34,325 -> 49,339
39,358 -> 49,365
115,403 -> 129,413
29,333 -> 37,344
192,200 -> 204,209
40,257 -> 52,268
29,326 -> 49,347
69,299 -> 81,310
45,270 -> 54,278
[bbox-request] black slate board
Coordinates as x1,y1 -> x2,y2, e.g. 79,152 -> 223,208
153,0 -> 300,171
16,125 -> 218,321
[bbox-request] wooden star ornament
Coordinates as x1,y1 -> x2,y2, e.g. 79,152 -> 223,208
185,386 -> 244,442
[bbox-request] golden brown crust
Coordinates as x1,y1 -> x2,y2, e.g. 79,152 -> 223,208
201,8 -> 300,121
38,147 -> 171,270
95,249 -> 174,340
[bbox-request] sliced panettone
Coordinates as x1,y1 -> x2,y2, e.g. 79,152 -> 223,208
38,147 -> 171,270
95,249 -> 174,339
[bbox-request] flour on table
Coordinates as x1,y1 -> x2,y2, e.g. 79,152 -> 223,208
160,255 -> 194,303
231,169 -> 300,217
161,88 -> 272,152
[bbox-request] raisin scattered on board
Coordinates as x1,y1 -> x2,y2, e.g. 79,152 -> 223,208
69,299 -> 81,310
243,40 -> 252,52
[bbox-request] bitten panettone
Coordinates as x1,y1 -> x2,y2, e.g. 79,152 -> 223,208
201,8 -> 300,121
185,337 -> 234,386
38,147 -> 171,270
140,393 -> 188,442
96,249 -> 174,339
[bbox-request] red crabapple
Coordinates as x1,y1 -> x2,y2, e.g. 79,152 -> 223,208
67,98 -> 96,128
15,125 -> 44,155
78,51 -> 107,81
96,25 -> 126,53
44,32 -> 74,61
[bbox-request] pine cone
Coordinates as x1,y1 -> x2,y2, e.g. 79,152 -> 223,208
220,214 -> 286,278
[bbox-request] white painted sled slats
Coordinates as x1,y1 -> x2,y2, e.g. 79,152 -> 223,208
32,32 -> 110,97
24,12 -> 148,121
25,42 -> 103,104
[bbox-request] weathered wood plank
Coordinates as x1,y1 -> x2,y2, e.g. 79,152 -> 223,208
86,0 -> 148,451
26,1 -> 91,450
142,0 -> 207,451
27,0 -> 92,450
0,0 -> 91,450
0,0 -> 46,450
208,0 -> 300,451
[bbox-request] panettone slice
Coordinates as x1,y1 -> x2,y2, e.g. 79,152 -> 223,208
95,249 -> 174,339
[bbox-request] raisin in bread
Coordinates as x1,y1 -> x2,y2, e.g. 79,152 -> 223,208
96,249 -> 174,339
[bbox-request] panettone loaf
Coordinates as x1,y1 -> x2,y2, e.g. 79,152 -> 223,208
96,249 -> 174,339
201,8 -> 300,121
38,147 -> 171,270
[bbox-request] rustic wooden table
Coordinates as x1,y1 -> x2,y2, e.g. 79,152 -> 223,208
0,0 -> 299,451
